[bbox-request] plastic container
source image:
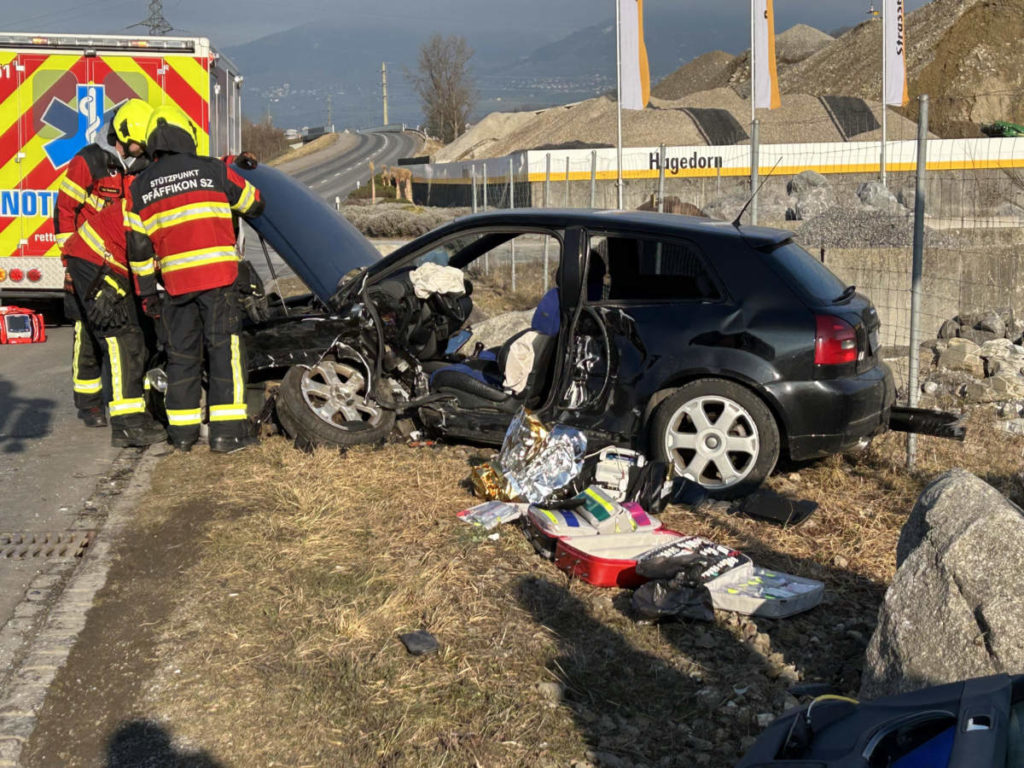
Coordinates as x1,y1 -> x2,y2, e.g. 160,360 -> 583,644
706,566 -> 824,618
457,501 -> 527,530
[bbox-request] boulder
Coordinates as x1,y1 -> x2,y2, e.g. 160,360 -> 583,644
937,319 -> 961,340
962,310 -> 1007,339
959,327 -> 1001,346
792,186 -> 837,221
964,379 -> 1000,403
786,170 -> 828,197
856,181 -> 902,213
979,338 -> 1020,360
989,371 -> 1024,399
861,470 -> 1024,700
938,339 -> 985,378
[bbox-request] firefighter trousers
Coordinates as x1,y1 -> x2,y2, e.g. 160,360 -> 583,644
66,259 -> 148,425
71,318 -> 105,411
161,286 -> 249,444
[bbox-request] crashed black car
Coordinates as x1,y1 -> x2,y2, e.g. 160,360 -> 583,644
236,164 -> 899,498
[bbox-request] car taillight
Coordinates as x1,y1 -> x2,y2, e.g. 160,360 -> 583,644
9,268 -> 23,282
815,315 -> 858,365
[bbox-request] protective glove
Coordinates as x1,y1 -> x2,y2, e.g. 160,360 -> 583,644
87,280 -> 129,330
235,151 -> 258,170
140,293 -> 163,320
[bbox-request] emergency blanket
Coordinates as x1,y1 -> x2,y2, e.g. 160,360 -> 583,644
409,263 -> 466,299
471,409 -> 587,504
501,408 -> 587,503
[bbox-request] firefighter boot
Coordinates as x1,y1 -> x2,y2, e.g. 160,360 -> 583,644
77,406 -> 108,428
110,414 -> 167,448
209,434 -> 259,454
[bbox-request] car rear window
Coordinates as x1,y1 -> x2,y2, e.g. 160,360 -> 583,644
766,240 -> 847,304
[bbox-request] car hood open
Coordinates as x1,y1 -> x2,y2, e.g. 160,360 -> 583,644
235,164 -> 381,304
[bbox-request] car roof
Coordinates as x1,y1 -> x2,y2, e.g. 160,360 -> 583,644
437,208 -> 793,248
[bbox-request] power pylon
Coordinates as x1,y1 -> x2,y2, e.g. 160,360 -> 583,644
130,0 -> 173,35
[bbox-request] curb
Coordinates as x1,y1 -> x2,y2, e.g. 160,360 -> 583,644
0,444 -> 166,766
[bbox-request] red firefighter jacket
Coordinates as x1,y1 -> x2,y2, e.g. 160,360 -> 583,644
60,198 -> 131,281
53,144 -> 126,250
126,153 -> 262,296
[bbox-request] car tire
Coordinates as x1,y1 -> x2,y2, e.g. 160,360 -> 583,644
650,378 -> 780,499
276,357 -> 395,448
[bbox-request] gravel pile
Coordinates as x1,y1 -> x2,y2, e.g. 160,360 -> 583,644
651,50 -> 737,100
341,204 -> 469,239
794,206 -> 952,249
776,24 -> 835,64
436,110 -> 543,163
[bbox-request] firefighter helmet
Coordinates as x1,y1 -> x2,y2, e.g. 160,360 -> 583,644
146,104 -> 199,155
109,99 -> 153,149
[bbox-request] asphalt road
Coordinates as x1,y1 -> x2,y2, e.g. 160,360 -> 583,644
0,327 -> 119,623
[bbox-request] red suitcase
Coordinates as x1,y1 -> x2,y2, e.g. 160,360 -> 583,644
553,529 -> 686,588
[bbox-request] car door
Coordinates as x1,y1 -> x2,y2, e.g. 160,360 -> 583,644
552,228 -> 738,444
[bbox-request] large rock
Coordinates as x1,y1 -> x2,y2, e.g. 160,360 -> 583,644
791,186 -> 837,221
861,470 -> 1024,699
786,169 -> 828,197
938,338 -> 985,378
962,310 -> 1007,339
989,371 -> 1024,399
856,181 -> 902,214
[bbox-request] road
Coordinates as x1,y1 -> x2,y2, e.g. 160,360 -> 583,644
244,128 -> 422,285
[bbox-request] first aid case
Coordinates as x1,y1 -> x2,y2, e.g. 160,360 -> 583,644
706,566 -> 824,618
553,529 -> 686,588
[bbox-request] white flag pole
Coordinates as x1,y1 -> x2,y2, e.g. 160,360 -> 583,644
749,0 -> 758,225
881,4 -> 888,186
615,0 -> 624,209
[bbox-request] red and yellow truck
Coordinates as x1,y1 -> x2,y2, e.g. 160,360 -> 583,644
0,32 -> 242,301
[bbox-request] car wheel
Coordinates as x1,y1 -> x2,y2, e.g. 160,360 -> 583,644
650,379 -> 780,499
276,357 -> 396,448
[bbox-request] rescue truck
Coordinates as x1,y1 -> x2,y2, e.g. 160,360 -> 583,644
0,32 -> 243,302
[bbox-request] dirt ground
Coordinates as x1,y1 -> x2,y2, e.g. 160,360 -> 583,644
19,411 -> 1024,768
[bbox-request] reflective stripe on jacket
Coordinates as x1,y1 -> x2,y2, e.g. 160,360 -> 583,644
61,199 -> 130,279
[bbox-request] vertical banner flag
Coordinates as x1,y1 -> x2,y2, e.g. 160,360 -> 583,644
752,0 -> 781,109
884,0 -> 910,106
618,0 -> 650,110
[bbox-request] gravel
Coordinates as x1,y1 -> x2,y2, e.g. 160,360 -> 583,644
794,206 -> 953,248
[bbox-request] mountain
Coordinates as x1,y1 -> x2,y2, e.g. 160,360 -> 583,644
224,4 -> 754,131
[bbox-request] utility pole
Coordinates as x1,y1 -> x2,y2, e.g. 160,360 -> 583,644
130,0 -> 172,35
327,94 -> 333,132
381,62 -> 389,126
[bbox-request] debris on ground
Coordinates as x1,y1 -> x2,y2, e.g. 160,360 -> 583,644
398,630 -> 440,656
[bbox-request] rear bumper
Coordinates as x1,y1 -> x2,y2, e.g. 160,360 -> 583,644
765,363 -> 896,461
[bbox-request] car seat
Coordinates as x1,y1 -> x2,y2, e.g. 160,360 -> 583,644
429,288 -> 560,411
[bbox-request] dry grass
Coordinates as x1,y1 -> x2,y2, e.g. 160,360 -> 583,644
135,411 -> 1023,767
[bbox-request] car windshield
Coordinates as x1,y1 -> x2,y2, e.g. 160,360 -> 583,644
765,240 -> 848,304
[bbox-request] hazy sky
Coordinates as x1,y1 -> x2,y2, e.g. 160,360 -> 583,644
8,0 -> 935,49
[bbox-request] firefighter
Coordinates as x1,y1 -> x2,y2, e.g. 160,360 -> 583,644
61,99 -> 167,448
55,98 -> 152,429
126,105 -> 264,454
